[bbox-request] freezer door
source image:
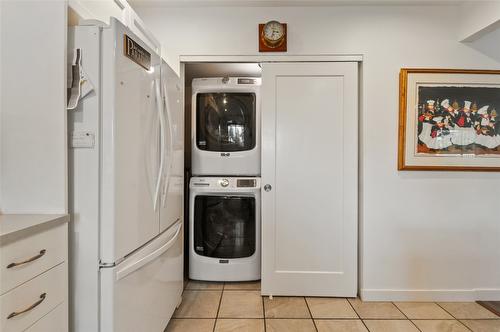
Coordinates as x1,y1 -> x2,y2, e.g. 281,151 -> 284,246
159,61 -> 184,233
100,220 -> 183,332
100,19 -> 162,263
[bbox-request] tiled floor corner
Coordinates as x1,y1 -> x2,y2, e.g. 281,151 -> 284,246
394,302 -> 454,319
461,319 -> 500,332
348,298 -> 406,319
438,302 -> 500,319
165,280 -> 500,332
173,290 -> 221,318
412,319 -> 470,332
306,297 -> 358,319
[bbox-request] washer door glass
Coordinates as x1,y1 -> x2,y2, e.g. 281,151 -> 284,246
196,93 -> 256,152
194,195 -> 256,259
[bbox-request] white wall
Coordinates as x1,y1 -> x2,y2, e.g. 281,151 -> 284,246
135,4 -> 500,301
0,1 -> 67,214
458,1 -> 500,42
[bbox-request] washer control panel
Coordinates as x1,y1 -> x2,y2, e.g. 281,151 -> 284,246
237,179 -> 256,187
190,177 -> 260,190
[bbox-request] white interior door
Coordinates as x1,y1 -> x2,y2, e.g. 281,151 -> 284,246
261,62 -> 358,297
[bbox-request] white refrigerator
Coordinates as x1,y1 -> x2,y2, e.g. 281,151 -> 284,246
68,18 -> 184,332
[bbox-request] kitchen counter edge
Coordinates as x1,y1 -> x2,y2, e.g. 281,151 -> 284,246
0,214 -> 69,242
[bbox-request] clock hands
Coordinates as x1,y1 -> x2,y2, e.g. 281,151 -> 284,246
260,21 -> 286,51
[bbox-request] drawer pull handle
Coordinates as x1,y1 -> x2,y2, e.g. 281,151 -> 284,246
7,293 -> 47,319
7,249 -> 46,269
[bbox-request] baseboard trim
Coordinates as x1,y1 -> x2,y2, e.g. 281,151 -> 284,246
360,288 -> 500,302
475,289 -> 500,301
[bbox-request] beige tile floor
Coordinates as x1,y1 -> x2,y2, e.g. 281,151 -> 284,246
165,280 -> 500,332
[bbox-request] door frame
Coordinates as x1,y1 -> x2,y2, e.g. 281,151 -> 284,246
180,54 -> 362,64
179,54 -> 363,296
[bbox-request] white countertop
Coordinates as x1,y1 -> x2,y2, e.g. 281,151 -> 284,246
0,214 -> 69,240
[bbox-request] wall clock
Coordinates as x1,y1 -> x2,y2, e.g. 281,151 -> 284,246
259,20 -> 287,52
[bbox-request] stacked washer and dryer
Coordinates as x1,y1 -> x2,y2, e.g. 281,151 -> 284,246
189,77 -> 262,281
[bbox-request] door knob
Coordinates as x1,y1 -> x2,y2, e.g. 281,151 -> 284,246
264,184 -> 272,192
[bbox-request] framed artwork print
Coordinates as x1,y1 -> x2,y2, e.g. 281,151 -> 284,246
398,68 -> 500,171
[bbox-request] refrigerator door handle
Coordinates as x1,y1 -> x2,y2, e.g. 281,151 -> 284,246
153,78 -> 166,211
161,82 -> 174,207
115,220 -> 182,281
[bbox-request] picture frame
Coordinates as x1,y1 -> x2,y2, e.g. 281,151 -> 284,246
398,68 -> 500,171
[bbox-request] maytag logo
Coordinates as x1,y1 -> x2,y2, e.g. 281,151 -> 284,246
221,153 -> 230,157
124,34 -> 151,71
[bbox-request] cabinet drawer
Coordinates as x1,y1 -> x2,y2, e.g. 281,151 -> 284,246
25,303 -> 67,332
1,263 -> 66,332
1,223 -> 67,294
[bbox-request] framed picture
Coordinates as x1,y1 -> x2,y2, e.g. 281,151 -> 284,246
398,68 -> 500,171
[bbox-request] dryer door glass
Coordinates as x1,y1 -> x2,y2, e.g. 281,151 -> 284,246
194,195 -> 256,259
196,93 -> 256,152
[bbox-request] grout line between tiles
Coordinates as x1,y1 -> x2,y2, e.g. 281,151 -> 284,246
170,317 -> 216,320
434,302 -> 457,319
261,317 -> 327,320
392,302 -> 410,319
261,293 -> 265,320
434,302 -> 473,331
391,302 -> 423,332
215,317 -> 266,319
213,288 -> 224,332
304,297 -> 319,332
347,297 -> 370,331
458,319 -> 477,332
360,318 -> 455,321
360,318 -> 474,321
262,294 -> 267,332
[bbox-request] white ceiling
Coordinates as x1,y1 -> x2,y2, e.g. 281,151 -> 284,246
129,0 -> 466,7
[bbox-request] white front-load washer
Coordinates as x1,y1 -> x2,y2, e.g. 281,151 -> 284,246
191,77 -> 261,176
189,176 -> 261,281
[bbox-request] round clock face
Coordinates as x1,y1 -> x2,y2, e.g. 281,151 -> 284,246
263,21 -> 284,42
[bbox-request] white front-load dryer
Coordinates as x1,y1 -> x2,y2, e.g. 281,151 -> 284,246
191,77 -> 261,176
189,177 -> 261,281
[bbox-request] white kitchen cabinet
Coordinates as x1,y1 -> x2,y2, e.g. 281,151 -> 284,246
1,220 -> 67,294
24,304 -> 67,332
127,8 -> 161,54
0,1 -> 67,214
0,215 -> 69,332
68,0 -> 160,53
68,0 -> 129,25
261,62 -> 359,297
